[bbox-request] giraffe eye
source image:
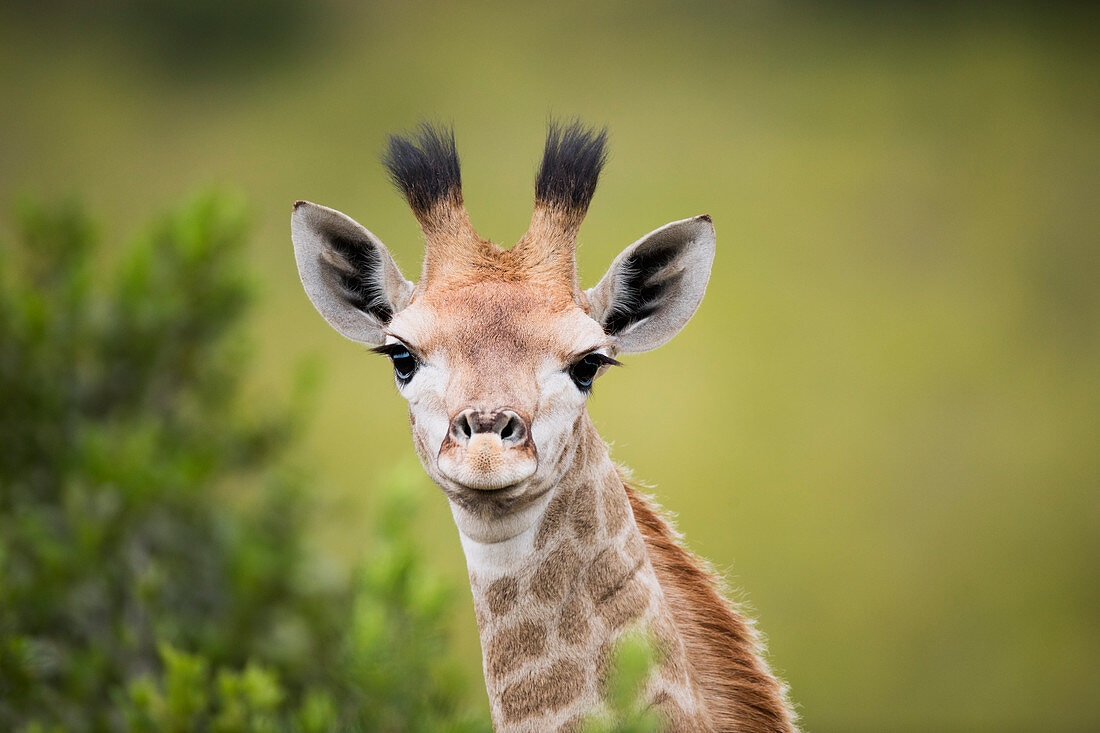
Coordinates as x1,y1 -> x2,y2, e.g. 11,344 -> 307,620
391,349 -> 419,383
569,353 -> 618,391
369,341 -> 422,385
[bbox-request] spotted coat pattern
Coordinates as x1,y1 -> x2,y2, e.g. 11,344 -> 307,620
468,422 -> 713,731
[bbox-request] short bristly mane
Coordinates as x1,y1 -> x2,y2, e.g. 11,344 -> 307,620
625,482 -> 798,731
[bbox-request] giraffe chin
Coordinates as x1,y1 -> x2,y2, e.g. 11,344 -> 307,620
433,456 -> 544,520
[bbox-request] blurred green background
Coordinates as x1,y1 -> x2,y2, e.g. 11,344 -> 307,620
2,1 -> 1097,730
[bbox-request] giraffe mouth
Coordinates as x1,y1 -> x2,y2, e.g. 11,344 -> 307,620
446,476 -> 527,495
437,443 -> 538,493
434,471 -> 558,518
439,479 -> 525,517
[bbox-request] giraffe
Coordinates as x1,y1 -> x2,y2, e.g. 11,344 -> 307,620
291,122 -> 798,731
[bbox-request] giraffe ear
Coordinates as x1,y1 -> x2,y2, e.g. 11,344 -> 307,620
585,215 -> 716,354
291,201 -> 414,345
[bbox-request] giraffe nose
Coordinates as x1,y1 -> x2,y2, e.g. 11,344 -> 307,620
449,409 -> 529,447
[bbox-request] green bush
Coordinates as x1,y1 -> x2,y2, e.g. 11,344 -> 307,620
581,633 -> 664,733
0,194 -> 490,732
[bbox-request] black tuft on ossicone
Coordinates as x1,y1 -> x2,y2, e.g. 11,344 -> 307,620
382,123 -> 462,217
535,120 -> 609,217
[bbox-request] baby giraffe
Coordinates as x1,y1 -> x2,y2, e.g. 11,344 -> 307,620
291,123 -> 797,731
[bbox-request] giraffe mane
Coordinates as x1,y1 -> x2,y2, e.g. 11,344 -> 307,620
624,480 -> 799,732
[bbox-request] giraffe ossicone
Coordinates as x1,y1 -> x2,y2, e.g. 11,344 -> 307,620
291,122 -> 798,731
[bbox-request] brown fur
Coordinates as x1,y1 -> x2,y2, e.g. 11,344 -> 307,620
511,204 -> 586,300
500,659 -> 585,723
530,544 -> 582,604
487,620 -> 547,679
413,200 -> 501,285
486,576 -> 520,617
625,483 -> 798,733
414,196 -> 586,304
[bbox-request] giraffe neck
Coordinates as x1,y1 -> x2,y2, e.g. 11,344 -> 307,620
454,418 -> 713,731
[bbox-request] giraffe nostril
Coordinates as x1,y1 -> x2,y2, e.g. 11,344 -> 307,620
451,411 -> 474,443
451,409 -> 528,447
497,412 -> 527,445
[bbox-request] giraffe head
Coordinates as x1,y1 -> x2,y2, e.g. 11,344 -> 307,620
292,123 -> 714,539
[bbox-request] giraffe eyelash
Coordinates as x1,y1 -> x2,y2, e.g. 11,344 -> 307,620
370,342 -> 412,357
568,352 -> 621,392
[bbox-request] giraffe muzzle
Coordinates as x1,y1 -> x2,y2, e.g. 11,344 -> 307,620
438,408 -> 538,491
